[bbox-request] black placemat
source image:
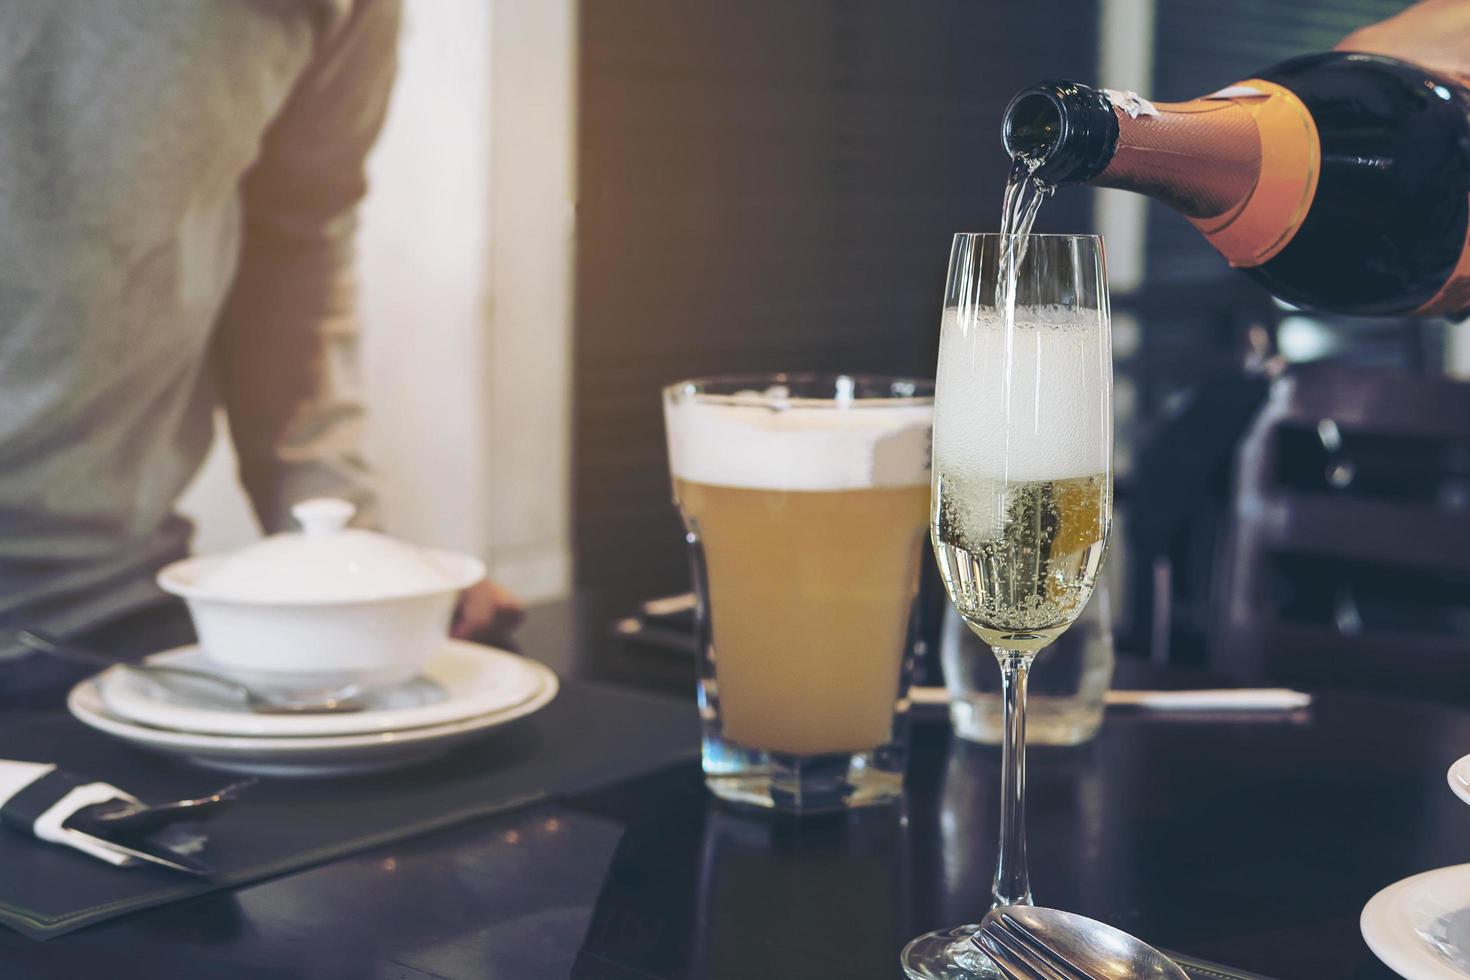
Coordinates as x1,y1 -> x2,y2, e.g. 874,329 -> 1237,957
0,678 -> 699,939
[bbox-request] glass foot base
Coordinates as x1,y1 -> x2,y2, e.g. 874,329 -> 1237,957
900,926 -> 1001,979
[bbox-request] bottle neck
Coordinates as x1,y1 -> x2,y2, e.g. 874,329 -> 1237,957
1004,79 -> 1321,268
1094,98 -> 1261,220
1002,82 -> 1117,183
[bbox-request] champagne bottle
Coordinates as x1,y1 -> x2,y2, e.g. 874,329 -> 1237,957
1003,53 -> 1470,317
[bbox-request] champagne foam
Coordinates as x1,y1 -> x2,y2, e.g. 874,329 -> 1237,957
665,391 -> 932,491
933,308 -> 1110,482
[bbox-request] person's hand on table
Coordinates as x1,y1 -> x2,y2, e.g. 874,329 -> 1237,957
452,579 -> 526,640
1337,0 -> 1470,82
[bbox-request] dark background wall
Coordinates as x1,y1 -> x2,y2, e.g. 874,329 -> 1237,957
574,0 -> 1098,603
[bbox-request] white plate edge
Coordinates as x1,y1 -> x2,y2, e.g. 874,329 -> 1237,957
69,664 -> 559,754
1449,755 -> 1470,807
1361,863 -> 1470,980
97,640 -> 546,738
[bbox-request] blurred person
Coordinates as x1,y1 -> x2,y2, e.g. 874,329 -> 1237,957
0,0 -> 519,700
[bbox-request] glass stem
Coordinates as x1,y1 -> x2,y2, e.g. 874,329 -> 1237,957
992,649 -> 1034,909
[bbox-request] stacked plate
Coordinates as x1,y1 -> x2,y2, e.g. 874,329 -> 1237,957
1359,756 -> 1470,979
68,641 -> 559,777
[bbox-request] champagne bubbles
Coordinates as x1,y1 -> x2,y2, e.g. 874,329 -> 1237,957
932,308 -> 1111,484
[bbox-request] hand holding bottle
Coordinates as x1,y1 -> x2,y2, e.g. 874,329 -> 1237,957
1338,0 -> 1470,85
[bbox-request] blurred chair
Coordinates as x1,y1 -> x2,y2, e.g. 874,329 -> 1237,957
1120,369 -> 1271,667
1211,363 -> 1470,701
1115,277 -> 1280,667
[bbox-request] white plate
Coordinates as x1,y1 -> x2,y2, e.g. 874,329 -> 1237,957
67,663 -> 559,777
97,641 -> 544,738
1362,864 -> 1470,980
1449,755 -> 1470,806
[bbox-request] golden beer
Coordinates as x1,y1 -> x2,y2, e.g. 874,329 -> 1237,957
673,479 -> 928,755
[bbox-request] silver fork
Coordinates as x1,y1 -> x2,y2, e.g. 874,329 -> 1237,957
977,906 -> 1188,980
978,914 -> 1090,979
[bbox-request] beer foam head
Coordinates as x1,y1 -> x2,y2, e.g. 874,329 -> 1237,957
665,387 -> 932,491
933,308 -> 1110,482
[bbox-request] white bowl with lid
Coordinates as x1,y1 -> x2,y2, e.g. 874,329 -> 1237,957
158,498 -> 486,694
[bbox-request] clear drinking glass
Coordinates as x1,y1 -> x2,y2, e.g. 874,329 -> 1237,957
942,579 -> 1114,747
663,374 -> 933,814
901,234 -> 1112,978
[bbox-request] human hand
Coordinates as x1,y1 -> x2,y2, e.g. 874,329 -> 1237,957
1337,0 -> 1470,83
451,578 -> 526,640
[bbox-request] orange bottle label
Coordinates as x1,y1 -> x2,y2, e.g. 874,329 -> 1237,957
1188,79 -> 1320,268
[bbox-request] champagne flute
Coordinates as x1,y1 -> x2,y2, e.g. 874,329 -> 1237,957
901,233 -> 1112,979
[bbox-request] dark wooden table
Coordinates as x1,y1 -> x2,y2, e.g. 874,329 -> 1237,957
2,593 -> 1467,979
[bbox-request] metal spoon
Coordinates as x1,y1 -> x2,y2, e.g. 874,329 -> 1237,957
977,905 -> 1189,980
79,779 -> 257,835
17,630 -> 367,714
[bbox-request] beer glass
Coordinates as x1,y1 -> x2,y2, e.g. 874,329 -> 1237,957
902,234 -> 1112,978
663,374 -> 933,813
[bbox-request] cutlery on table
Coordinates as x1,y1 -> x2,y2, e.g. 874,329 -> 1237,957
16,629 -> 367,715
1,759 -> 243,875
73,778 -> 257,835
977,905 -> 1188,980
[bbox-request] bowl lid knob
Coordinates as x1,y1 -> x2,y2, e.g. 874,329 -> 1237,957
291,498 -> 357,537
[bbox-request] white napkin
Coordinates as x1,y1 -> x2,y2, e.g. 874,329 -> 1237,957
0,759 -> 142,866
908,686 -> 1312,711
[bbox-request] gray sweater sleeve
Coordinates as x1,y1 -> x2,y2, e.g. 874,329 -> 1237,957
213,0 -> 401,533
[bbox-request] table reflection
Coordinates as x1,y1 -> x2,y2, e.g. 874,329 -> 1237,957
574,784 -> 913,978
693,807 -> 911,976
915,736 -> 1109,934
